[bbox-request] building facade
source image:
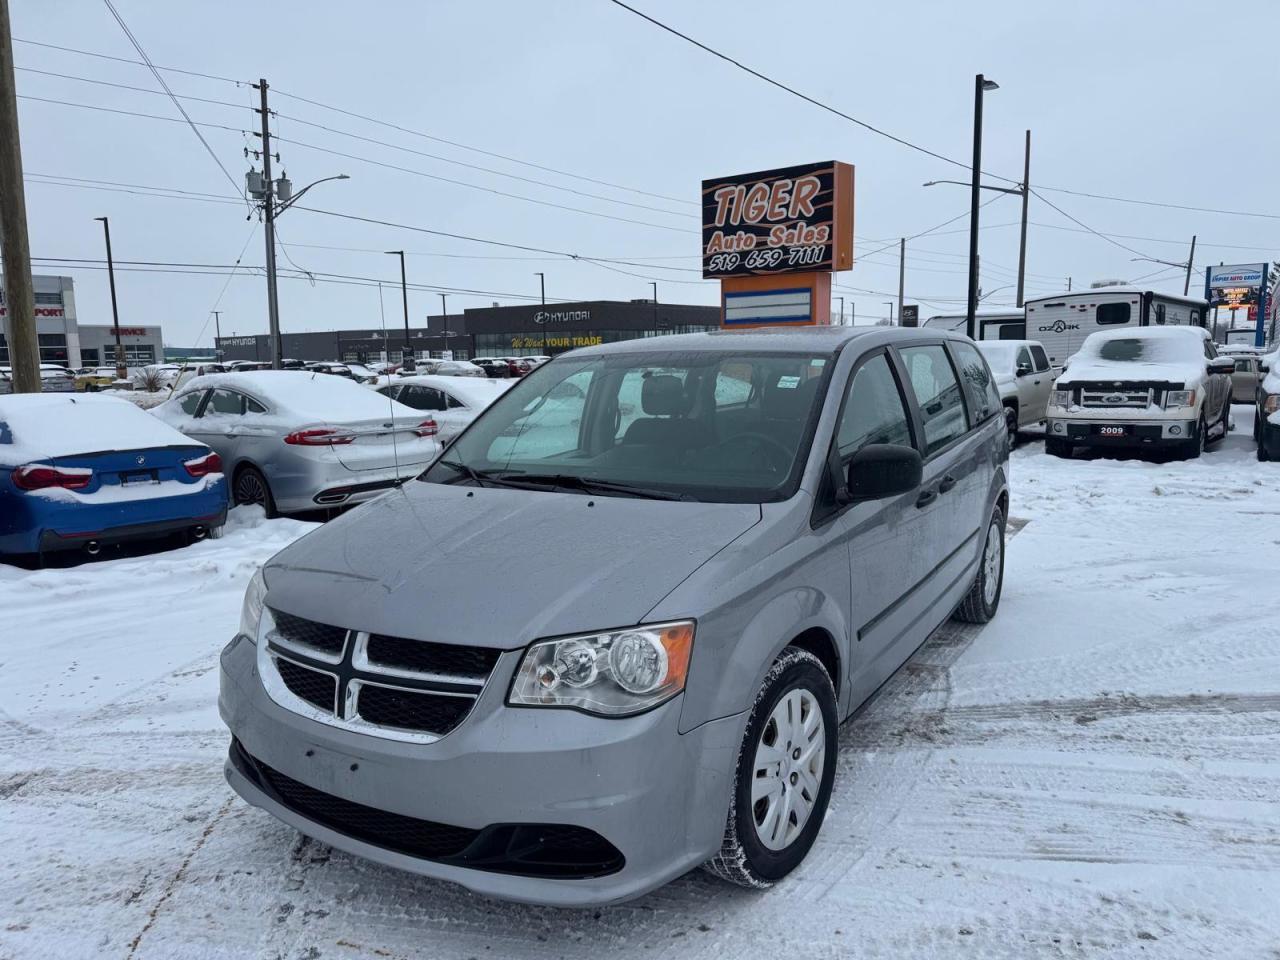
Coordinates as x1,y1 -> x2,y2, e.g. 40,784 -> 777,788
215,299 -> 720,364
0,274 -> 165,368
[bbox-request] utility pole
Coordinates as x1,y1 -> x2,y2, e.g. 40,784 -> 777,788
1016,129 -> 1031,308
386,250 -> 413,372
94,217 -> 126,380
897,238 -> 906,322
439,293 -> 449,358
0,0 -> 38,393
1183,235 -> 1197,296
535,271 -> 546,354
651,281 -> 658,336
966,74 -> 999,340
252,79 -> 283,370
1067,277 -> 1072,292
212,310 -> 222,360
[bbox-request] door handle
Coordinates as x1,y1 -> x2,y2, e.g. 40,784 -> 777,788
938,474 -> 958,494
915,488 -> 938,508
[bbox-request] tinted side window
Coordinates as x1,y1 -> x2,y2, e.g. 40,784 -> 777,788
1097,302 -> 1131,325
1030,345 -> 1050,372
950,341 -> 1001,426
178,391 -> 204,415
835,353 -> 912,458
900,345 -> 969,454
205,389 -> 243,416
1016,346 -> 1033,370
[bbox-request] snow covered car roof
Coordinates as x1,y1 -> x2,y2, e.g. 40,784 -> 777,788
166,369 -> 422,422
1056,326 -> 1212,386
0,393 -> 206,464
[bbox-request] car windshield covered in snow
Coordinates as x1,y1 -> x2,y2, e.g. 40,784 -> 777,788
421,348 -> 833,502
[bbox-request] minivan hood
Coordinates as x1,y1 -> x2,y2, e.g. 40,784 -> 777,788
263,480 -> 762,649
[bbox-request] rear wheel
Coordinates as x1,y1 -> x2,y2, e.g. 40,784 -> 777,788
703,648 -> 838,889
954,504 -> 1006,624
233,465 -> 277,518
1045,437 -> 1073,458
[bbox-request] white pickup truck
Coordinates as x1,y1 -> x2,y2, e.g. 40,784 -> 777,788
976,340 -> 1054,440
1045,326 -> 1234,459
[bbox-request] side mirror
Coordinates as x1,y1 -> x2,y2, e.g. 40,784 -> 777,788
1261,363 -> 1271,374
843,444 -> 923,503
1208,357 -> 1236,375
1015,362 -> 1032,377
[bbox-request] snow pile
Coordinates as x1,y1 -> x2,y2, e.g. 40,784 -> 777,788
0,393 -> 204,463
1057,326 -> 1210,386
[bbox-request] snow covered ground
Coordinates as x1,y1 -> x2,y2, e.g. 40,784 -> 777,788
2,409 -> 1278,959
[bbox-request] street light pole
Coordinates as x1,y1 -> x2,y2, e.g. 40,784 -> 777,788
884,301 -> 895,325
651,281 -> 658,335
386,250 -> 413,372
535,271 -> 546,354
94,216 -> 126,380
212,311 -> 222,361
836,296 -> 844,326
966,74 -> 999,340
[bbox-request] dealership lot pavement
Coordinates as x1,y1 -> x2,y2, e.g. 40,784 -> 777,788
2,408 -> 1278,959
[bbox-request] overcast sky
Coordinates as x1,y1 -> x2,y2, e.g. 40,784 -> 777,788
9,0 -> 1278,346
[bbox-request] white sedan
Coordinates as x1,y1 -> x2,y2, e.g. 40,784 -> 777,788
375,374 -> 513,443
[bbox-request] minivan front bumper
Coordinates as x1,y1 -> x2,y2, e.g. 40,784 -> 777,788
219,634 -> 743,906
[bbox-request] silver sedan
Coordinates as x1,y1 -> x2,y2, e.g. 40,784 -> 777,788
152,370 -> 441,515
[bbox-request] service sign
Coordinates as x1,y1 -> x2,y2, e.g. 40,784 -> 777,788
702,161 -> 854,279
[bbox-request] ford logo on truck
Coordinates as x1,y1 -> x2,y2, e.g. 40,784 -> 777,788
1039,320 -> 1080,333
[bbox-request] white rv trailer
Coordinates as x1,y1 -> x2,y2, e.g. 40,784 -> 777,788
921,309 -> 1025,340
1024,286 -> 1208,369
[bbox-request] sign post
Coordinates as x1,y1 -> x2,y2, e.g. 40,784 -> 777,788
702,161 -> 854,328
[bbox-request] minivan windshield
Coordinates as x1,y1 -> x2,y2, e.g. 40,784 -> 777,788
421,349 -> 834,503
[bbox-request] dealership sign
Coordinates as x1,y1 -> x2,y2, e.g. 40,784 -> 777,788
1206,263 -> 1265,290
532,309 -> 590,325
0,306 -> 64,318
702,161 -> 854,279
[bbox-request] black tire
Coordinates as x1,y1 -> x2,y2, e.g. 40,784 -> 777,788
233,464 -> 278,518
1254,411 -> 1262,442
1208,401 -> 1230,446
1183,416 -> 1207,460
1045,437 -> 1073,458
1004,405 -> 1019,445
703,648 -> 838,889
953,503 -> 1006,624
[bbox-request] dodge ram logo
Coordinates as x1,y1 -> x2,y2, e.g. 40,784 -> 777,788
1038,320 -> 1080,334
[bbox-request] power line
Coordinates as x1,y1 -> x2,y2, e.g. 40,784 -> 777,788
15,66 -> 248,110
17,93 -> 247,134
268,87 -> 693,207
272,134 -> 697,234
100,0 -> 245,199
1029,188 -> 1155,260
605,0 -> 986,180
1034,184 -> 1280,222
12,37 -> 244,84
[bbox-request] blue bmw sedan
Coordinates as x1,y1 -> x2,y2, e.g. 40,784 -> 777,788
0,393 -> 229,562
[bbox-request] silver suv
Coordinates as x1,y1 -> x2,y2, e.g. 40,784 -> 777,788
221,327 -> 1010,906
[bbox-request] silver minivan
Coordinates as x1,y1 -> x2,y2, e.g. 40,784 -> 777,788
221,327 -> 1009,905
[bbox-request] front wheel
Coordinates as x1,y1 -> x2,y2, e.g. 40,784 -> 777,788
703,648 -> 838,888
1004,406 -> 1019,445
953,504 -> 1006,624
1183,415 -> 1207,460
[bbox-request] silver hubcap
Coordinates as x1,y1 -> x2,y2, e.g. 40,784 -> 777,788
751,688 -> 825,851
982,519 -> 1002,606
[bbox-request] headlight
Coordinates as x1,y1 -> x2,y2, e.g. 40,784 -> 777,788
508,621 -> 694,717
1165,389 -> 1196,408
1051,389 -> 1071,408
239,568 -> 267,641
1264,395 -> 1280,414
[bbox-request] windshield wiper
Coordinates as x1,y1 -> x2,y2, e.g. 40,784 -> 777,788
498,473 -> 696,501
434,459 -> 527,489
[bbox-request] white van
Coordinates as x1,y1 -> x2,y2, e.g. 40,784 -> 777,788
1024,286 -> 1208,370
922,310 -> 1025,341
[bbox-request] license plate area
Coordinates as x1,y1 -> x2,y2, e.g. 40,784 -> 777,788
1095,425 -> 1129,437
121,470 -> 158,486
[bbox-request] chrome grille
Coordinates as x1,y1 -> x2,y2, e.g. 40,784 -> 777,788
258,613 -> 497,743
1079,386 -> 1153,409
